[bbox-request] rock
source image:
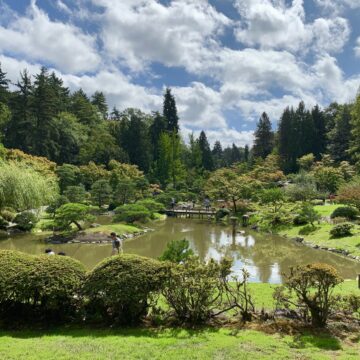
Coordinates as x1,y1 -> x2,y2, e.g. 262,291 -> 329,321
237,230 -> 246,235
293,237 -> 304,243
90,223 -> 101,228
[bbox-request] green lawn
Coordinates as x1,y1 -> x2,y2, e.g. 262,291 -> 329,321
313,204 -> 340,217
0,327 -> 359,360
85,223 -> 140,235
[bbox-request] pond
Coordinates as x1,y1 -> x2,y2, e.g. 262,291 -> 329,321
1,217 -> 360,283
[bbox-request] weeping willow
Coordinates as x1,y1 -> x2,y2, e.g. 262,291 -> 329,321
0,161 -> 58,211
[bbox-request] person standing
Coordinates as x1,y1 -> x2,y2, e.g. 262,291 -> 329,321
110,232 -> 123,255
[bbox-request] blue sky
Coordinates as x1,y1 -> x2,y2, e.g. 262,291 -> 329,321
0,0 -> 359,146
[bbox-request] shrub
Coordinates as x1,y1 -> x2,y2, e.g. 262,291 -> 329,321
330,206 -> 359,220
330,223 -> 354,238
293,203 -> 320,226
136,199 -> 165,214
0,216 -> 8,230
54,203 -> 95,231
274,263 -> 343,327
293,214 -> 308,226
83,254 -> 166,324
0,250 -> 86,325
162,257 -> 231,324
215,208 -> 230,221
159,239 -> 194,263
13,211 -> 38,231
113,204 -> 151,223
0,209 -> 16,222
299,224 -> 318,235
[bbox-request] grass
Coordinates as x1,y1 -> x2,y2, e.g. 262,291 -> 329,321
278,204 -> 360,257
0,327 -> 359,359
85,223 -> 140,235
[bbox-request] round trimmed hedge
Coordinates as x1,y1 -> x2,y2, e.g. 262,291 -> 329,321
330,206 -> 359,220
0,250 -> 86,324
83,254 -> 166,324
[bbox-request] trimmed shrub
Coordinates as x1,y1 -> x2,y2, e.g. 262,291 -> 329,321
330,206 -> 359,221
0,209 -> 16,222
0,250 -> 86,325
83,254 -> 166,324
113,204 -> 151,223
298,224 -> 318,235
136,199 -> 165,214
293,214 -> 308,226
13,211 -> 38,231
0,216 -> 8,230
215,208 -> 230,221
330,223 -> 354,238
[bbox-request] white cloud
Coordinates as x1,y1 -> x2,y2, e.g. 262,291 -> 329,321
93,0 -> 230,72
355,38 -> 360,58
0,0 -> 100,73
234,0 -> 350,54
315,0 -> 360,14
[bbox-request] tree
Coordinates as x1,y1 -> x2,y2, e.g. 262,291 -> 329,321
163,88 -> 179,133
298,203 -> 320,226
337,177 -> 360,209
0,162 -> 57,211
212,141 -> 223,169
149,112 -> 167,161
56,164 -> 81,193
5,70 -> 33,152
244,144 -> 250,163
0,103 -> 11,141
312,164 -> 343,193
198,131 -> 214,171
70,89 -> 100,126
91,179 -> 112,207
311,105 -> 327,159
0,62 -> 10,104
349,94 -> 360,164
54,203 -> 94,231
259,188 -> 284,213
91,91 -> 108,120
327,104 -> 352,163
253,112 -> 274,159
159,239 -> 194,263
63,185 -> 87,203
297,153 -> 315,171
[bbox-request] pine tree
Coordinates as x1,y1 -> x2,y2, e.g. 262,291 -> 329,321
110,106 -> 121,121
230,144 -> 242,164
212,140 -> 223,169
311,105 -> 327,159
198,131 -> 214,171
91,91 -> 108,120
328,104 -> 352,162
349,95 -> 360,164
296,101 -> 315,157
6,70 -> 34,151
70,89 -> 99,126
244,144 -> 249,163
253,112 -> 274,159
163,87 -> 179,133
0,62 -> 10,104
149,112 -> 167,161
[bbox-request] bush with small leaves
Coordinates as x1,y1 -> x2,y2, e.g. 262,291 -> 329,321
330,223 -> 354,238
159,239 -> 194,263
0,209 -> 16,222
274,263 -> 343,327
0,250 -> 86,325
330,206 -> 359,221
113,204 -> 151,223
13,211 -> 38,231
299,224 -> 318,235
161,257 -> 231,324
83,254 -> 166,325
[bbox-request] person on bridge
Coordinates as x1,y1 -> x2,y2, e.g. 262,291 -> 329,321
171,197 -> 176,210
204,197 -> 211,211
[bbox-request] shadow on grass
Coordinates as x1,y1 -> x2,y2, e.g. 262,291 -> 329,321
291,331 -> 342,351
0,326 -> 220,341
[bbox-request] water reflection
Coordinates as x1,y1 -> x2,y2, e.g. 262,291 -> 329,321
1,218 -> 360,283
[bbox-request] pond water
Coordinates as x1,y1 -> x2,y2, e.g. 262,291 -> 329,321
1,217 -> 360,283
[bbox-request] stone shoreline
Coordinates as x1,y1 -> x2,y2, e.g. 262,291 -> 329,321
45,228 -> 153,244
286,235 -> 360,263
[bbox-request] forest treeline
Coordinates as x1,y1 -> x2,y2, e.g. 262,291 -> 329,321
0,63 -> 360,187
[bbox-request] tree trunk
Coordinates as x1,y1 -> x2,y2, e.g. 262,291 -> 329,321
73,221 -> 83,231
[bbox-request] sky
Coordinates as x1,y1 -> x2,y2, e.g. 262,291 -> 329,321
0,0 -> 359,147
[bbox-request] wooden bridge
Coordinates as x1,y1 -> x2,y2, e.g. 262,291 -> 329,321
165,208 -> 217,219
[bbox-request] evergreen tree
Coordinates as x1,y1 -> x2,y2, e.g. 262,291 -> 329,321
70,89 -> 99,126
311,105 -> 327,159
212,140 -> 223,169
253,112 -> 274,159
91,91 -> 108,120
348,95 -> 360,164
198,131 -> 214,171
110,106 -> 121,121
328,104 -> 352,162
49,71 -> 70,113
231,143 -> 242,164
0,62 -> 10,104
149,112 -> 167,161
244,144 -> 249,163
296,101 -> 315,157
5,70 -> 33,151
163,87 -> 179,133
